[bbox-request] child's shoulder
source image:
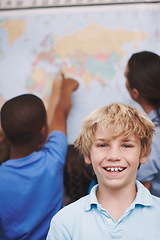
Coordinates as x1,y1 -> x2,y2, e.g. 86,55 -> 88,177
53,194 -> 89,222
149,195 -> 160,220
62,194 -> 88,212
49,193 -> 92,238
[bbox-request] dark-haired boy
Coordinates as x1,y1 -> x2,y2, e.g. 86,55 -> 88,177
0,71 -> 78,240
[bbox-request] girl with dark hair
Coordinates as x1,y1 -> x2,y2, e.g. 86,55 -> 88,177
125,51 -> 160,197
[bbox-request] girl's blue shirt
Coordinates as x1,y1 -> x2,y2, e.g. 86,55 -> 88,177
137,108 -> 160,197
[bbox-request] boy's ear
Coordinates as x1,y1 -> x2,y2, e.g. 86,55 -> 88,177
40,125 -> 48,143
40,126 -> 47,137
139,154 -> 148,164
84,155 -> 92,164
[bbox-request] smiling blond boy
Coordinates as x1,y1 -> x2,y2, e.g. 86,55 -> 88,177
47,103 -> 160,240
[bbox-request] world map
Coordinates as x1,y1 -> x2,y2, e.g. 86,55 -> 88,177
0,3 -> 160,143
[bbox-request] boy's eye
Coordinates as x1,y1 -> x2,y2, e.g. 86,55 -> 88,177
123,144 -> 131,148
99,144 -> 106,148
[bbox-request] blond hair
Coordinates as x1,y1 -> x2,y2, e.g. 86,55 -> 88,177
74,103 -> 155,159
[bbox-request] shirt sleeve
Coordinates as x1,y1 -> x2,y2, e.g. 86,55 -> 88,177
42,130 -> 68,165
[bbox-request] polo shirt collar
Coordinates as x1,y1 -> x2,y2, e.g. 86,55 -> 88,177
131,180 -> 153,207
85,184 -> 99,211
85,181 -> 153,212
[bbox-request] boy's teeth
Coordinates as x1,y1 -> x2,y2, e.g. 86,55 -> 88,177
118,167 -> 123,171
106,167 -> 124,172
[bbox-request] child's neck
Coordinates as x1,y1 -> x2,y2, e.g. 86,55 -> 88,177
10,142 -> 39,159
137,97 -> 156,114
96,183 -> 137,222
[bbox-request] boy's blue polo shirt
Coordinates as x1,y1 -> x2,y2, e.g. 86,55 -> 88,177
47,181 -> 160,240
0,131 -> 67,240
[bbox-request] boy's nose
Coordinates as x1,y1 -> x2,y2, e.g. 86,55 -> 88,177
106,147 -> 121,161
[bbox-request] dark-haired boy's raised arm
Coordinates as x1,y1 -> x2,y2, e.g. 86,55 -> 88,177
47,71 -> 79,135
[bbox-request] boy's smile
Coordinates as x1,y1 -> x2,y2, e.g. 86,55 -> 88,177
104,166 -> 126,173
85,125 -> 147,192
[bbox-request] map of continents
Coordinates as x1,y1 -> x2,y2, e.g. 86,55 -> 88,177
0,4 -> 159,142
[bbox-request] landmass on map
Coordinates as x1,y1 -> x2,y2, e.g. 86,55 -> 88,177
26,23 -> 148,104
